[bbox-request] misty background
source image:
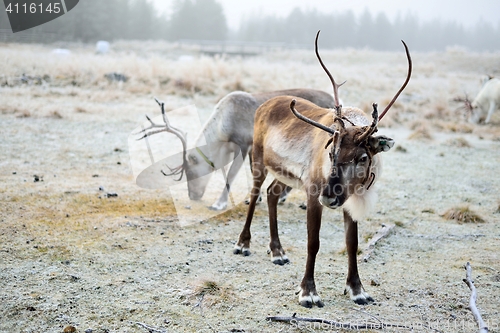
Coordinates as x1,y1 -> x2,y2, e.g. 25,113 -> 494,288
0,0 -> 499,51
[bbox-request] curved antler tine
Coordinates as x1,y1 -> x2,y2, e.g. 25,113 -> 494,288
290,99 -> 336,134
315,30 -> 342,113
161,163 -> 185,181
136,98 -> 189,180
378,40 -> 412,121
356,103 -> 379,143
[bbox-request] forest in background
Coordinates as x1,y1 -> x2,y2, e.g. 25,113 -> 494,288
0,0 -> 499,51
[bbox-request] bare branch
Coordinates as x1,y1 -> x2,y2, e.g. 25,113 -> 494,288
267,313 -> 411,331
363,223 -> 395,262
463,262 -> 489,333
133,321 -> 168,333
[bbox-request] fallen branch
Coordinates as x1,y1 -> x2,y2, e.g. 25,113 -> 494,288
133,321 -> 168,333
267,312 -> 443,332
363,223 -> 395,262
463,262 -> 489,333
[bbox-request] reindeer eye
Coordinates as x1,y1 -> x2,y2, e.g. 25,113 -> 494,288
358,154 -> 368,164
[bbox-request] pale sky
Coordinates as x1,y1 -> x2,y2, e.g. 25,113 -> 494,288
151,0 -> 500,30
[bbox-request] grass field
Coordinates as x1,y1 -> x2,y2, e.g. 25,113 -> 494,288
1,41 -> 499,333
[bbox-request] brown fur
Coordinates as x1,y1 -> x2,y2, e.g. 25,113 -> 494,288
234,96 -> 393,307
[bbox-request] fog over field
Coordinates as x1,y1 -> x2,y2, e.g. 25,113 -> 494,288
1,1 -> 500,332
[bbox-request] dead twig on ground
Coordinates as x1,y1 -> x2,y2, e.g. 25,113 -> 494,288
363,223 -> 395,262
267,312 -> 443,332
463,262 -> 489,333
192,294 -> 205,316
267,313 -> 411,330
133,321 -> 168,333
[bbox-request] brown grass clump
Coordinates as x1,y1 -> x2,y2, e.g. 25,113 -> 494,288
193,279 -> 221,297
190,278 -> 233,307
408,125 -> 433,140
442,205 -> 485,224
443,122 -> 474,133
444,137 -> 471,148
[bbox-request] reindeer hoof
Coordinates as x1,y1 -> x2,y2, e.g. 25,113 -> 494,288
244,195 -> 263,205
233,244 -> 251,256
345,286 -> 374,305
298,202 -> 307,210
208,204 -> 226,211
353,296 -> 374,305
298,290 -> 324,308
271,255 -> 290,265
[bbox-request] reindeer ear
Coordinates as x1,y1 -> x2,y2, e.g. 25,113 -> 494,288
367,135 -> 394,154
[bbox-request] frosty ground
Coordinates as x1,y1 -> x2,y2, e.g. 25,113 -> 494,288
0,42 -> 499,333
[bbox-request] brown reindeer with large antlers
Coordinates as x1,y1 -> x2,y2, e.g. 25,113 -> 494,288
233,31 -> 412,308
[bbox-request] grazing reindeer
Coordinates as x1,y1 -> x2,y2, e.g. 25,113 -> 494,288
465,77 -> 500,124
233,31 -> 412,308
138,89 -> 335,211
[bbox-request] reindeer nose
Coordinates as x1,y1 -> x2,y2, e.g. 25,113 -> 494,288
319,195 -> 340,208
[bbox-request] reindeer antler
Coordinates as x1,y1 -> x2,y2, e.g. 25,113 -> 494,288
136,98 -> 188,181
290,99 -> 337,134
315,30 -> 345,117
378,40 -> 412,121
454,94 -> 473,115
355,103 -> 379,144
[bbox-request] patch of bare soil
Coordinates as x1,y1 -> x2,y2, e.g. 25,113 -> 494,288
1,44 -> 500,333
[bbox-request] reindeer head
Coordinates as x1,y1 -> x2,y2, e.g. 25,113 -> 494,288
290,31 -> 411,209
454,94 -> 476,121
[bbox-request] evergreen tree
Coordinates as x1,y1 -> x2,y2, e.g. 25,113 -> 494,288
168,0 -> 227,40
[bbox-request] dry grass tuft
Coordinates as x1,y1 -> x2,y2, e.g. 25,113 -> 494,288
443,122 -> 474,133
442,205 -> 485,224
192,279 -> 221,297
423,101 -> 448,120
394,145 -> 407,153
408,125 -> 433,140
444,137 -> 471,148
46,110 -> 63,119
190,278 -> 233,307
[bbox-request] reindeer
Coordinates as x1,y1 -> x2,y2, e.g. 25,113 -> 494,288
469,77 -> 500,124
233,31 -> 412,308
458,77 -> 500,124
138,88 -> 335,211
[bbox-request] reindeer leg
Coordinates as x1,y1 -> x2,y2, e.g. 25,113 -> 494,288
234,155 -> 267,256
343,209 -> 374,305
278,186 -> 293,205
267,179 -> 289,265
209,146 -> 249,211
485,101 -> 496,124
298,196 -> 324,308
244,150 -> 263,205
